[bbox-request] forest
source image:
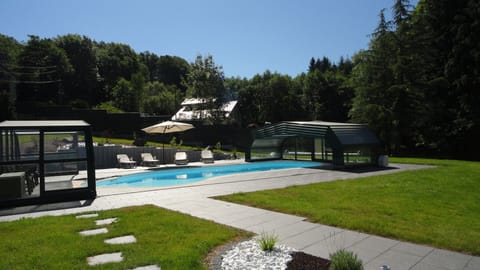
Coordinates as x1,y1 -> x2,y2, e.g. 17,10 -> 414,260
0,0 -> 479,160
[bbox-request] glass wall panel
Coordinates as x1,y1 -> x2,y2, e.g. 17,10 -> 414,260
282,137 -> 296,160
314,138 -> 325,160
44,131 -> 86,160
250,138 -> 283,160
295,137 -> 313,161
343,146 -> 372,165
0,163 -> 40,200
44,161 -> 86,191
282,137 -> 313,161
0,131 -> 40,162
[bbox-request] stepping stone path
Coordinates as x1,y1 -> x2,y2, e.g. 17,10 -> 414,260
76,213 -> 98,219
129,265 -> 161,270
79,227 -> 108,236
75,213 -> 161,269
87,252 -> 123,266
95,218 -> 117,226
105,235 -> 137,244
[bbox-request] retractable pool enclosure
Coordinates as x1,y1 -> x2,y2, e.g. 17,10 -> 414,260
0,120 -> 96,207
247,121 -> 382,168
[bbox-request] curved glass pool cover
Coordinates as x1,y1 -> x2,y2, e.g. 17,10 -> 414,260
97,160 -> 320,187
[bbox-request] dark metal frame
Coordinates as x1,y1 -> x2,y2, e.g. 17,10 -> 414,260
247,121 -> 382,168
0,121 -> 96,208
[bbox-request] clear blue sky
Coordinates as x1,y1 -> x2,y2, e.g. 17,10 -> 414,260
0,0 -> 417,78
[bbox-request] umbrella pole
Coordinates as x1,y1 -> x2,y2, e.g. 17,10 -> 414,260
163,126 -> 167,164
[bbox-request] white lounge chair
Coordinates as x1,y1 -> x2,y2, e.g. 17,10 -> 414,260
141,153 -> 159,167
200,149 -> 214,163
116,154 -> 136,169
174,152 -> 188,165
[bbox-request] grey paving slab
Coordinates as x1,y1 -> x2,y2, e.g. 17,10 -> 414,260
299,229 -> 368,259
95,217 -> 117,226
274,221 -> 319,241
223,211 -> 286,229
347,245 -> 385,265
246,214 -> 304,234
79,227 -> 108,236
410,261 -> 449,270
351,235 -> 399,252
281,225 -> 343,250
302,239 -> 337,259
332,230 -> 370,249
105,235 -> 137,244
344,235 -> 400,264
464,257 -> 480,270
365,249 -> 423,270
391,241 -> 434,257
419,249 -> 472,270
87,252 -> 123,265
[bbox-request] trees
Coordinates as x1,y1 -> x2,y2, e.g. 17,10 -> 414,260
141,82 -> 177,115
55,34 -> 98,106
0,34 -> 23,120
183,54 -> 227,122
184,54 -> 225,99
96,42 -> 141,102
349,0 -> 480,158
138,53 -> 189,110
409,0 -> 480,157
15,36 -> 72,112
350,6 -> 416,154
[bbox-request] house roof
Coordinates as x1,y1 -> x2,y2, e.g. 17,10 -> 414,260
172,98 -> 238,121
254,121 -> 380,145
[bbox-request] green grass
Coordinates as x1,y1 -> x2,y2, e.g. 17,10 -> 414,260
0,205 -> 250,270
216,158 -> 480,255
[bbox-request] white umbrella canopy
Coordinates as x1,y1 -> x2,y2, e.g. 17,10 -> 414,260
142,121 -> 194,164
142,121 -> 194,134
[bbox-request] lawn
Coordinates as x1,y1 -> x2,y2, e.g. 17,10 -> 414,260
0,205 -> 250,270
216,158 -> 480,255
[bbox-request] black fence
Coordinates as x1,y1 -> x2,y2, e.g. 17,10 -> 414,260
18,106 -> 256,152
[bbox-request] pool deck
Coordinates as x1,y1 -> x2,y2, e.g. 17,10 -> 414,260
1,161 -> 478,270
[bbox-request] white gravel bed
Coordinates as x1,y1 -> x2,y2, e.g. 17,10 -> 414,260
221,239 -> 295,270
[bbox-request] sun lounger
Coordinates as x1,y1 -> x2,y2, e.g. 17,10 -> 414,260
200,149 -> 214,163
174,152 -> 188,165
116,154 -> 136,169
141,153 -> 159,167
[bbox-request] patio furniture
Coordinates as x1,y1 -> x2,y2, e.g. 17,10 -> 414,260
200,150 -> 214,163
174,152 -> 188,165
0,171 -> 26,199
117,154 -> 136,169
141,153 -> 159,167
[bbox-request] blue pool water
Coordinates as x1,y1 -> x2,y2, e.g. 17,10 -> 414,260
97,160 -> 320,187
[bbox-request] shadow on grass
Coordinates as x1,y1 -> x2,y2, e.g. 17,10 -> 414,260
335,165 -> 397,173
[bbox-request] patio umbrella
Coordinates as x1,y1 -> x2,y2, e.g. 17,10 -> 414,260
142,121 -> 195,163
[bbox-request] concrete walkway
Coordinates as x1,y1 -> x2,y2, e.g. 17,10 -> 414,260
0,163 -> 478,270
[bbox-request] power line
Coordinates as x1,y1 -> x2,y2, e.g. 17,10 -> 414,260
6,70 -> 58,76
0,79 -> 61,84
6,64 -> 57,70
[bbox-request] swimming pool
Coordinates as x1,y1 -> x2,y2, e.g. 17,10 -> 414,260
97,160 -> 321,187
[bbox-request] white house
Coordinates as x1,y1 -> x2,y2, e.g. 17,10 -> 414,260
171,98 -> 240,125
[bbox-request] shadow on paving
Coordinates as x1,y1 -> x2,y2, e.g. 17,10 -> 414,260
0,199 -> 94,216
